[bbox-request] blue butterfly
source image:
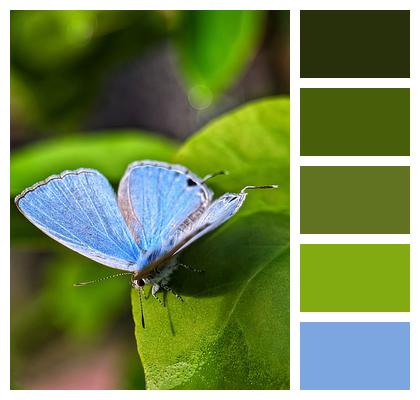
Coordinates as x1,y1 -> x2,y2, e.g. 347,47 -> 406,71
15,160 -> 277,324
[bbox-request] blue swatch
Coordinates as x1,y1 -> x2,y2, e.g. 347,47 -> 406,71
300,322 -> 410,390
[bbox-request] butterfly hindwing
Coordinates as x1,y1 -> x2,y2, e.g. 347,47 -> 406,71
175,192 -> 247,254
15,169 -> 140,271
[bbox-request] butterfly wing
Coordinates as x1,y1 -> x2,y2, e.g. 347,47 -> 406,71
15,168 -> 140,271
174,192 -> 247,254
133,192 -> 247,278
117,160 -> 213,259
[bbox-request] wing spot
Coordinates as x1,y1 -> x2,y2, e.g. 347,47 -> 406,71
187,178 -> 197,187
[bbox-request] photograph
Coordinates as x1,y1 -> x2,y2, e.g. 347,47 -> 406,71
10,10 -> 290,389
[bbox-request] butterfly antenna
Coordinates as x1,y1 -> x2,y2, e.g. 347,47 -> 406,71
201,170 -> 229,183
73,272 -> 132,287
241,185 -> 279,193
138,288 -> 145,329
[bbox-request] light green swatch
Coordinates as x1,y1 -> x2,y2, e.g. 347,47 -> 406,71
301,244 -> 410,312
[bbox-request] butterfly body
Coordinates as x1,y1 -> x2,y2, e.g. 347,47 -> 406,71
15,160 -> 277,299
132,256 -> 179,296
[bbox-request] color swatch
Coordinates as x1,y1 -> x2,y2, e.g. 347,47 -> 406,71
300,322 -> 410,390
299,8 -> 411,392
300,244 -> 410,312
300,10 -> 410,78
300,88 -> 410,156
300,166 -> 410,234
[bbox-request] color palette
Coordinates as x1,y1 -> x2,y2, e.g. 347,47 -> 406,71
300,322 -> 410,389
300,166 -> 410,234
299,9 -> 411,392
300,244 -> 410,312
300,88 -> 410,156
300,10 -> 410,78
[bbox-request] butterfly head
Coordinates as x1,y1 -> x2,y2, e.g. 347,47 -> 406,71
131,275 -> 146,290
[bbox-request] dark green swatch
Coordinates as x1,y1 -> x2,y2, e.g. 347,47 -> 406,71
300,88 -> 410,156
300,244 -> 410,312
300,10 -> 410,78
300,166 -> 410,234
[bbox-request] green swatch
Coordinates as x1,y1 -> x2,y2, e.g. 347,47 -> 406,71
300,167 -> 410,234
300,88 -> 410,156
300,10 -> 410,78
300,244 -> 410,312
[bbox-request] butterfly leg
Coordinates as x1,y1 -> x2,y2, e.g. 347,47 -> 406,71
151,284 -> 165,307
162,284 -> 184,302
178,263 -> 204,273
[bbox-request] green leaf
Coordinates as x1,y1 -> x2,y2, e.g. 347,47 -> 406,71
176,97 -> 290,215
132,97 -> 290,389
176,11 -> 265,105
11,130 -> 177,197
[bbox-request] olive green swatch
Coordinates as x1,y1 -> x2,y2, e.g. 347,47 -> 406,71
300,244 -> 410,312
300,167 -> 410,234
300,88 -> 410,156
300,10 -> 410,78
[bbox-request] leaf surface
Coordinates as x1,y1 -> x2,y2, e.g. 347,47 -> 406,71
176,97 -> 290,215
132,98 -> 290,389
176,11 -> 264,103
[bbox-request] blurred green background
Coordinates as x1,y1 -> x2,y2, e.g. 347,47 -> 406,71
10,10 -> 289,389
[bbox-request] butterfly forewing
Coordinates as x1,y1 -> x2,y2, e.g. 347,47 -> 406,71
118,161 -> 213,255
15,169 -> 140,271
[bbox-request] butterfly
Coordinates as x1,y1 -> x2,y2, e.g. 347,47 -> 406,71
15,160 -> 277,325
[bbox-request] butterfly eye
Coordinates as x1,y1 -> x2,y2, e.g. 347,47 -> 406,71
132,277 -> 145,289
228,196 -> 237,203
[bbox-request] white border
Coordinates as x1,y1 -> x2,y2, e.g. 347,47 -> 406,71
300,157 -> 411,166
296,3 -> 417,398
2,1 -> 10,397
300,235 -> 411,244
2,0 -> 417,11
300,313 -> 411,322
301,78 -> 410,88
289,7 -> 300,392
2,1 -> 419,399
